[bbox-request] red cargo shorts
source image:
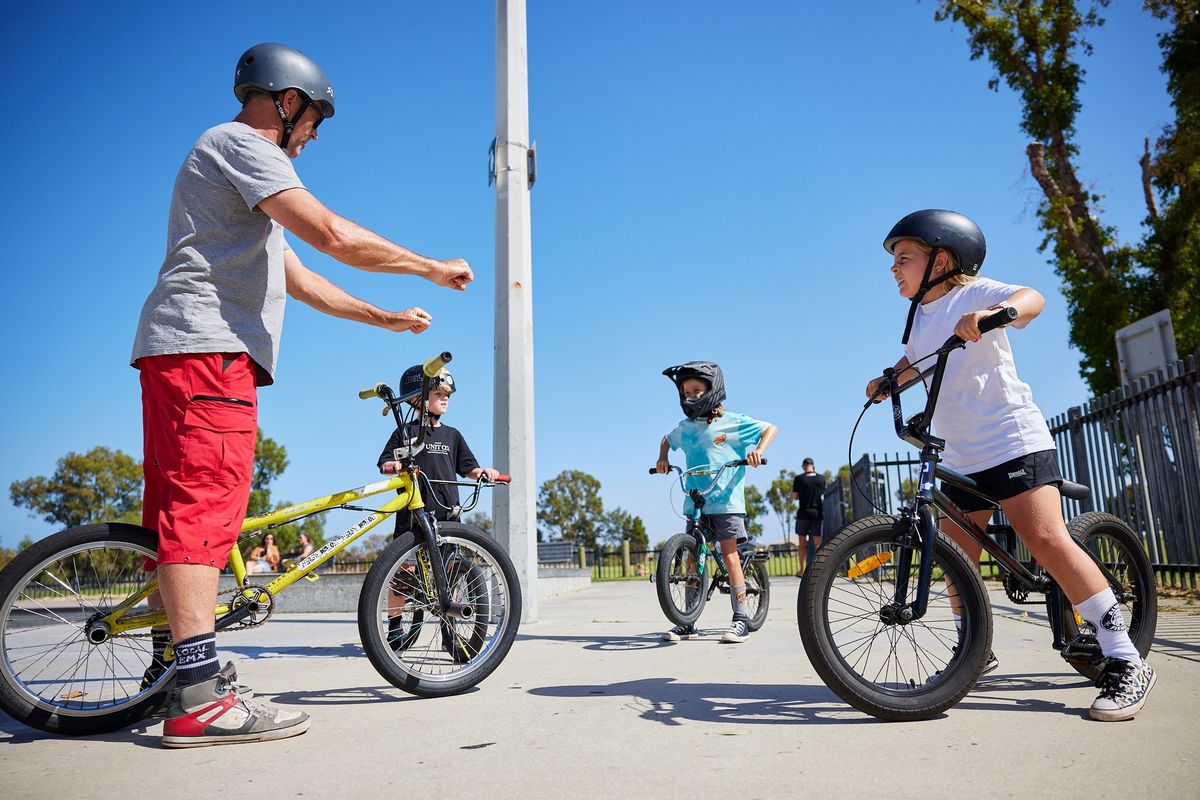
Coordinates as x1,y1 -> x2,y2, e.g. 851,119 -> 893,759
139,352 -> 258,568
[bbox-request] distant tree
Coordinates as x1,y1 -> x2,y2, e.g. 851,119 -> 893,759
934,0 -> 1199,393
537,470 -> 605,547
744,484 -> 767,538
765,468 -> 798,542
239,431 -> 325,562
465,511 -> 494,534
599,507 -> 649,549
10,446 -> 143,528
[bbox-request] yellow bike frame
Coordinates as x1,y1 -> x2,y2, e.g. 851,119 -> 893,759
100,471 -> 426,637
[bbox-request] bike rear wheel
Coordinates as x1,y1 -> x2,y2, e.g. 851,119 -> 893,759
799,515 -> 993,721
1054,512 -> 1158,681
655,532 -> 709,627
0,523 -> 171,735
358,523 -> 521,697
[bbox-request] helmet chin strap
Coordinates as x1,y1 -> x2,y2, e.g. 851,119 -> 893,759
271,92 -> 312,151
900,245 -> 962,345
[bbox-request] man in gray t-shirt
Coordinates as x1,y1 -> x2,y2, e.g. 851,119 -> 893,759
133,43 -> 473,748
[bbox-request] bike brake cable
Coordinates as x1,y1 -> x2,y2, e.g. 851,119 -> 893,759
850,349 -> 944,517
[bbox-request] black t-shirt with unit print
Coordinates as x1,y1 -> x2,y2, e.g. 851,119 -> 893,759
377,422 -> 480,533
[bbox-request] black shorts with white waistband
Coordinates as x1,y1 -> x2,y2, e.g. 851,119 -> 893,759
939,449 -> 1063,513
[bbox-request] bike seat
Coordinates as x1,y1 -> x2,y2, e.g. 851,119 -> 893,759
1058,480 -> 1091,501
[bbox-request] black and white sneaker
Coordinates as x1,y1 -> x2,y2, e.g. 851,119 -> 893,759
663,624 -> 698,641
721,615 -> 750,644
1090,659 -> 1156,721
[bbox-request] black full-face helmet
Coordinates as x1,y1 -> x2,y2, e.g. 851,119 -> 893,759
883,209 -> 987,344
663,362 -> 726,421
399,364 -> 456,406
234,43 -> 335,150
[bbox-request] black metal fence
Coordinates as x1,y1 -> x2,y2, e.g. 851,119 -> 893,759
1049,354 -> 1200,588
847,355 -> 1200,588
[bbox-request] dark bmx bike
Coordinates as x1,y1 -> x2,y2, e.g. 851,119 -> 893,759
798,308 -> 1157,720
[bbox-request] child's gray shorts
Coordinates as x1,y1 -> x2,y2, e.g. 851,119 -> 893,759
702,513 -> 748,543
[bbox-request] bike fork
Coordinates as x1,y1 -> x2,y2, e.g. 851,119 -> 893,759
413,513 -> 474,621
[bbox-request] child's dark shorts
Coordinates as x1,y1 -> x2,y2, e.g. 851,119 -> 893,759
702,513 -> 749,544
939,449 -> 1063,512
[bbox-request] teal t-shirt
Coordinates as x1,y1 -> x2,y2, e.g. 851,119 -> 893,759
665,412 -> 767,515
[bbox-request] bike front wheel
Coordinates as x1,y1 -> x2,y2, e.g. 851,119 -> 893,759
0,523 -> 172,735
1054,512 -> 1158,681
655,532 -> 709,626
358,523 -> 521,698
742,556 -> 770,632
799,515 -> 993,721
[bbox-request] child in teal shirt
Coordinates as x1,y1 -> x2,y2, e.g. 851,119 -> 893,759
655,361 -> 778,643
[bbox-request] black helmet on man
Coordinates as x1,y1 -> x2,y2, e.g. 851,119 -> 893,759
399,363 -> 456,405
663,361 -> 726,421
884,209 -> 987,345
234,43 -> 334,150
883,209 -> 986,276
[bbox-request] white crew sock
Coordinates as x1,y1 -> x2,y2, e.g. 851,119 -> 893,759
1075,588 -> 1142,665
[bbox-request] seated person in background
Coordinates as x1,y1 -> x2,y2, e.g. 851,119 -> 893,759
246,533 -> 281,574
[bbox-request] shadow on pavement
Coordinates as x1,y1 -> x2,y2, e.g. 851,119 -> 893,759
267,684 -> 474,707
516,632 -> 677,651
220,643 -> 365,660
529,678 -> 878,726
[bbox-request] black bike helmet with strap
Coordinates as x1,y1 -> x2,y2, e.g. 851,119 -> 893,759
234,43 -> 335,151
883,209 -> 986,345
663,361 -> 726,422
399,363 -> 456,406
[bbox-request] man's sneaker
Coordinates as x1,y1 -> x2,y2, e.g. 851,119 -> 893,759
721,615 -> 750,644
161,662 -> 310,748
663,624 -> 698,641
1089,659 -> 1156,721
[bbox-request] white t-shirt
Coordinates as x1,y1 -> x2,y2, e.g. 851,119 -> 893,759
902,277 -> 1055,474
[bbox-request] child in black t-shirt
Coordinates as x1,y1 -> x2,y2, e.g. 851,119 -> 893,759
376,364 -> 499,651
376,365 -> 500,532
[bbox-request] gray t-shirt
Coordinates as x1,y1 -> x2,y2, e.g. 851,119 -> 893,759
131,121 -> 305,384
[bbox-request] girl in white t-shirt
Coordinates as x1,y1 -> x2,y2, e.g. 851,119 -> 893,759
865,209 -> 1154,721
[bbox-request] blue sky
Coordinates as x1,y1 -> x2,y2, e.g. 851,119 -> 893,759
0,2 -> 1172,548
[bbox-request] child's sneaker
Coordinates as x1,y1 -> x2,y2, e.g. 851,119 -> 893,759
721,615 -> 750,644
926,649 -> 998,683
1089,659 -> 1156,721
161,662 -> 309,748
388,617 -> 421,652
663,624 -> 698,641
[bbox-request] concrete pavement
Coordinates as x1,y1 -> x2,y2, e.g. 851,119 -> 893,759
1,577 -> 1196,799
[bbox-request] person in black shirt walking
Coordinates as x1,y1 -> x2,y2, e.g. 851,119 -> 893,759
791,458 -> 825,578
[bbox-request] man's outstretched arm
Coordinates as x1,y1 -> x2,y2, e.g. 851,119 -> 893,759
261,188 -> 472,290
284,249 -> 432,333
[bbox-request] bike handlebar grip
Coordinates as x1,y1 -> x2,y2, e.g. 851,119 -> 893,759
358,384 -> 385,400
423,351 -> 453,378
978,305 -> 1019,334
496,474 -> 512,484
648,468 -> 657,475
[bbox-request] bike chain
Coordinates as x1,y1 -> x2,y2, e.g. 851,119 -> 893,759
114,583 -> 276,639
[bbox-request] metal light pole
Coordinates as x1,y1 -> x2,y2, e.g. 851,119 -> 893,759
493,0 -> 538,622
